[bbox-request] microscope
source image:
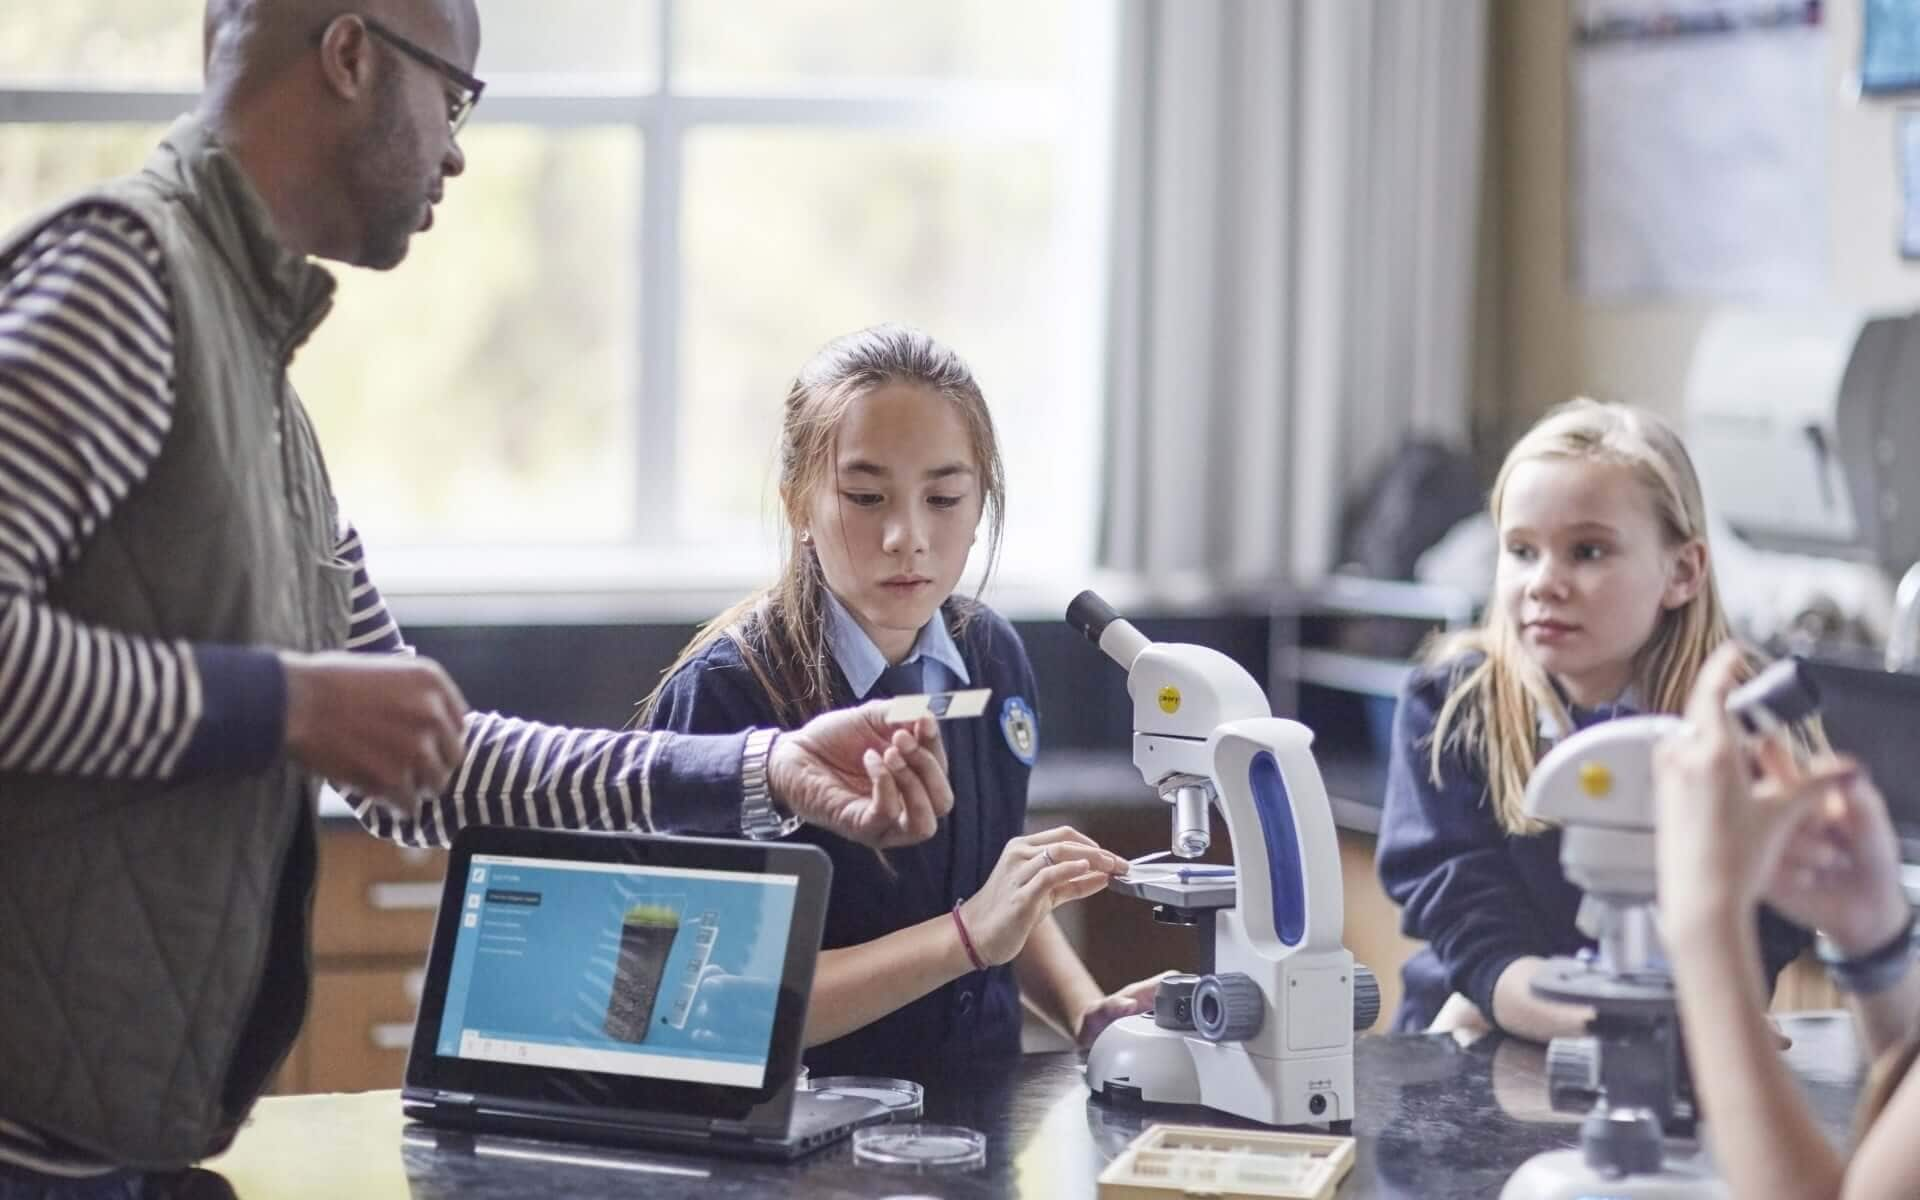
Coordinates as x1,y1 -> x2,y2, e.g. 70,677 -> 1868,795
1501,658 -> 1819,1200
1067,591 -> 1376,1128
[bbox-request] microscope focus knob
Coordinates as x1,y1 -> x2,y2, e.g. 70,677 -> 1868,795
1351,963 -> 1381,1031
1193,973 -> 1264,1043
1547,1036 -> 1601,1114
1152,973 -> 1202,1030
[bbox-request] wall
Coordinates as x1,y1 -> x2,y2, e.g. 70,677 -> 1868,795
1493,0 -> 1920,439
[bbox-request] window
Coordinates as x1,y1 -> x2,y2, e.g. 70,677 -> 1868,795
0,1 -> 1113,606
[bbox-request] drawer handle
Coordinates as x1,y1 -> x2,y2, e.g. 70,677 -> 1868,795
367,882 -> 442,911
405,969 -> 427,1004
371,1022 -> 415,1052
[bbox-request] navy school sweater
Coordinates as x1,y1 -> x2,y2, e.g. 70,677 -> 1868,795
646,603 -> 1040,1080
1375,656 -> 1811,1033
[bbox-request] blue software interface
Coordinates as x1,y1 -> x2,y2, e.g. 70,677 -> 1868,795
436,854 -> 798,1089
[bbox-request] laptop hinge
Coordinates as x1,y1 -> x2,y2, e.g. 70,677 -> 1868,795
434,1090 -> 478,1107
708,1119 -> 758,1141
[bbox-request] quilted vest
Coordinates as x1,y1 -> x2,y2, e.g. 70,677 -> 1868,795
0,114 -> 348,1168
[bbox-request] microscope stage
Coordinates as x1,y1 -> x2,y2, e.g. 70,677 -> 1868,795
1531,958 -> 1678,1013
1110,866 -> 1237,910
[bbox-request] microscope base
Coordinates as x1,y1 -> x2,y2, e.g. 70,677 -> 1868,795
1501,1148 -> 1727,1200
1086,1019 -> 1201,1107
1086,1016 -> 1356,1127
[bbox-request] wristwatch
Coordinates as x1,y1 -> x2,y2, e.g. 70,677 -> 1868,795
738,727 -> 802,840
1816,908 -> 1917,995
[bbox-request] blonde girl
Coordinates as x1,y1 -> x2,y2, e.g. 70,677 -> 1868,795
1375,399 -> 1810,1041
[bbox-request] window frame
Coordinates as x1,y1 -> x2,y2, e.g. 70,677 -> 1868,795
0,0 -> 1117,611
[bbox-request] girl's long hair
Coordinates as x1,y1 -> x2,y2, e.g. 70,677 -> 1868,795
636,324 -> 1006,728
1425,399 -> 1734,835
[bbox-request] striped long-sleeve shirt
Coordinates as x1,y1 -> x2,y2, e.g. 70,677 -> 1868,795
0,203 -> 747,835
0,205 -> 746,1176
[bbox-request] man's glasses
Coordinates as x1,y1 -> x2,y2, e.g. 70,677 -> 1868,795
359,16 -> 486,137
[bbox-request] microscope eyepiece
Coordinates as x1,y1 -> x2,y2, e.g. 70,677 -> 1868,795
1726,656 -> 1820,736
1067,589 -> 1152,672
1067,590 -> 1121,645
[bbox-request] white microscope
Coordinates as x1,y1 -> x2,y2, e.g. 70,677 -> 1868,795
1067,591 -> 1375,1127
1501,658 -> 1819,1200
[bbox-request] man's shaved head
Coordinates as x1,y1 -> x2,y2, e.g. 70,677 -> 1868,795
195,0 -> 481,269
203,0 -> 476,95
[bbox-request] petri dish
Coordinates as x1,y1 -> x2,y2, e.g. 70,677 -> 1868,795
808,1076 -> 924,1119
852,1122 -> 987,1171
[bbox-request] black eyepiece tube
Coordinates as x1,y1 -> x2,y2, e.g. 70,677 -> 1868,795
1067,590 -> 1120,647
1727,656 -> 1821,735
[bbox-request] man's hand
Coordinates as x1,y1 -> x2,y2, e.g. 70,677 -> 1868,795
767,702 -> 954,847
281,651 -> 468,813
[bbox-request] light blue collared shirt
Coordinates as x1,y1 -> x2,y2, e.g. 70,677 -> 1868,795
822,589 -> 971,699
1536,685 -> 1641,742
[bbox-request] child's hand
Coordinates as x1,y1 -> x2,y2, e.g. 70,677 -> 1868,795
1652,645 -> 1854,944
957,828 -> 1124,966
1761,765 -> 1908,959
1075,974 -> 1167,1050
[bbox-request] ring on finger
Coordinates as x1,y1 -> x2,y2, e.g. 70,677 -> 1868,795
1041,847 -> 1055,867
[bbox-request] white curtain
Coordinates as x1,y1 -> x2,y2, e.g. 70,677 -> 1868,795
1098,0 -> 1488,586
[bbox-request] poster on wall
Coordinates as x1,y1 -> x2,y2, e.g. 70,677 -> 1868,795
1862,0 -> 1920,94
1571,0 -> 1828,300
1901,111 -> 1920,258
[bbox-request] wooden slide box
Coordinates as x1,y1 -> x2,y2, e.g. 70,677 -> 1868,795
1097,1123 -> 1356,1200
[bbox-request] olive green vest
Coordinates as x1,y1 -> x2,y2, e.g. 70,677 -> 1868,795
0,115 -> 349,1168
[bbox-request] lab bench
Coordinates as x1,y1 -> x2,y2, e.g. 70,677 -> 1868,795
209,1013 -> 1867,1199
284,597 -> 1428,1095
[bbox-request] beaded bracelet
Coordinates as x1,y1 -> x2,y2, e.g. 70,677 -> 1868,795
951,901 -> 987,973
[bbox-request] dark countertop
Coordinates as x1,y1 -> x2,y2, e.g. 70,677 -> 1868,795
206,1014 -> 1865,1198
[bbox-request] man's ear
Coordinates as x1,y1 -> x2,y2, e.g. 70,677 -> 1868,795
315,15 -> 376,102
1663,539 -> 1708,610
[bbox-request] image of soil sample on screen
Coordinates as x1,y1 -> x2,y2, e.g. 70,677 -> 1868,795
604,904 -> 680,1043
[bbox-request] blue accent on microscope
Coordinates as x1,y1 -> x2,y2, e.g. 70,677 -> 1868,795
1249,751 -> 1306,947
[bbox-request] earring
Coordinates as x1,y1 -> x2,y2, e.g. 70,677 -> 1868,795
798,530 -> 812,545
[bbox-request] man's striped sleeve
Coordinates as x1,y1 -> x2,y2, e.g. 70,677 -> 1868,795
0,205 -> 286,782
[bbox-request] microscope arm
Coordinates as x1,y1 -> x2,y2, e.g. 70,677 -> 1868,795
1210,719 -> 1344,956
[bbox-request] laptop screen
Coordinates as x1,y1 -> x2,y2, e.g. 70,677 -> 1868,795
406,828 -> 832,1124
438,854 -> 799,1090
1800,658 -> 1920,862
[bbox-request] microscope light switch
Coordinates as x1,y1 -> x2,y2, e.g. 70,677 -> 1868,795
1577,762 -> 1613,797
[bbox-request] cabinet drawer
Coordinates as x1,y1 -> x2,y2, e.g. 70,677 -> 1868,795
305,965 -> 427,1093
312,827 -> 448,958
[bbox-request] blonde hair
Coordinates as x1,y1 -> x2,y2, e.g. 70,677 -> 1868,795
637,324 -> 1006,728
1425,399 -> 1735,835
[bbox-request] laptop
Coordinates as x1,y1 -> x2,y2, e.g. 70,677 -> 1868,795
1798,657 -> 1920,863
400,825 -> 890,1161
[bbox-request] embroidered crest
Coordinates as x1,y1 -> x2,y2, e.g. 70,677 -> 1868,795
1000,695 -> 1038,765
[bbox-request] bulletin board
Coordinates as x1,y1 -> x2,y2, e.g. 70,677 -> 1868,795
1569,0 -> 1828,300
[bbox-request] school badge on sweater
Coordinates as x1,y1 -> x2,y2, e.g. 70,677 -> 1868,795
1000,696 -> 1037,765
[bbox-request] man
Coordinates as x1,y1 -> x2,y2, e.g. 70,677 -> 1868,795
0,1 -> 951,1192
